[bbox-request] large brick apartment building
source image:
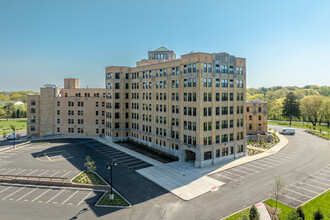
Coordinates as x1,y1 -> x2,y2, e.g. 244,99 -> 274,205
27,47 -> 247,168
105,47 -> 247,167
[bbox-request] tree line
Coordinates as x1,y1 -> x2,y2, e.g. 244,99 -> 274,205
0,90 -> 39,103
247,85 -> 330,127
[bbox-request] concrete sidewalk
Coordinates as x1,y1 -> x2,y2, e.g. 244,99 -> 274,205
255,202 -> 271,220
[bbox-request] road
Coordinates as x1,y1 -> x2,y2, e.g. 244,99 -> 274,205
0,125 -> 329,219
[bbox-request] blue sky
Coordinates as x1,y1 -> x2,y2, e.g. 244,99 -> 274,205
0,0 -> 329,91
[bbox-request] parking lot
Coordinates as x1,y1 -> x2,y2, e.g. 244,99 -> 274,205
0,145 -> 40,162
0,167 -> 80,179
274,163 -> 330,208
210,141 -> 306,184
0,183 -> 103,207
79,139 -> 153,171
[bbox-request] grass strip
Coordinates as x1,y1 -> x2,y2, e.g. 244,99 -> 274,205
72,171 -> 107,185
96,191 -> 130,207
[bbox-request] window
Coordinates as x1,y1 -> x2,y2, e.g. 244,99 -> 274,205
222,134 -> 228,143
249,124 -> 252,130
188,64 -> 191,73
208,78 -> 212,87
249,115 -> 252,120
193,78 -> 196,87
204,63 -> 207,72
221,65 -> 228,73
221,79 -> 228,87
258,115 -> 262,120
247,107 -> 250,112
204,151 -> 212,160
31,100 -> 36,105
57,101 -> 60,106
203,78 -> 207,87
258,124 -> 262,130
208,63 -> 212,72
222,93 -> 228,101
258,107 -> 262,112
216,79 -> 220,87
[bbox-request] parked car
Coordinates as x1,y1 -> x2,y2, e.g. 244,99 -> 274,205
6,133 -> 21,140
279,128 -> 295,135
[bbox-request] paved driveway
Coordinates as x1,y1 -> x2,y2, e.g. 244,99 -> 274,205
0,126 -> 329,220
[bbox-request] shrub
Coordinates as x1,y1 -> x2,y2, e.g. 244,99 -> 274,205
287,211 -> 302,220
297,207 -> 305,220
249,205 -> 260,220
313,209 -> 324,220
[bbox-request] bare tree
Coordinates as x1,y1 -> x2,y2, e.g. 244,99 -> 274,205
273,175 -> 286,217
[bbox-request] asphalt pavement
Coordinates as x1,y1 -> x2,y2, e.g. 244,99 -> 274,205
0,126 -> 329,220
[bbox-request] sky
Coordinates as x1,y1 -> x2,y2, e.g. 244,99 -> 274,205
0,0 -> 330,91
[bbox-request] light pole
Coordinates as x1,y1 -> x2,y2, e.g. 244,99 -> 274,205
13,128 -> 16,149
106,159 -> 117,200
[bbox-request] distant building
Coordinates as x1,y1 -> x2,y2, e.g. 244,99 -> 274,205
0,101 -> 24,105
27,78 -> 106,137
246,99 -> 267,135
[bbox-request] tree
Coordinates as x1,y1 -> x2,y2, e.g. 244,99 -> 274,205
300,95 -> 325,127
297,207 -> 305,220
313,209 -> 324,220
282,92 -> 300,126
321,98 -> 330,128
249,205 -> 260,220
273,175 -> 286,217
84,156 -> 96,173
3,103 -> 15,121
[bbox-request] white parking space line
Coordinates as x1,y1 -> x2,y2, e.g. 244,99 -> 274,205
316,172 -> 330,178
31,188 -> 52,202
120,157 -> 140,163
216,173 -> 238,181
122,160 -> 144,166
290,184 -> 319,195
46,189 -> 65,203
17,188 -> 39,201
49,171 -> 61,177
305,178 -> 330,187
128,163 -> 149,169
264,157 -> 288,163
300,181 -> 327,191
0,186 -> 12,194
62,190 -> 79,204
230,167 -> 253,176
273,154 -> 296,159
38,170 -> 49,176
222,170 -> 242,178
279,193 -> 305,203
237,165 -> 260,173
284,188 -> 313,198
250,161 -> 273,169
254,160 -> 275,167
61,171 -> 71,178
2,187 -> 25,200
25,169 -> 38,176
309,175 -> 330,182
244,163 -> 267,171
3,169 -> 16,175
13,169 -> 27,175
77,191 -> 93,206
115,155 -> 132,160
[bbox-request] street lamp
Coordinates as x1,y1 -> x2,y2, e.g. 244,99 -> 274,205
106,159 -> 117,200
13,128 -> 16,149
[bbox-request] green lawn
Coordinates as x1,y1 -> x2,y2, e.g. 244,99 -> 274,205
0,119 -> 27,135
264,199 -> 295,219
223,208 -> 250,220
96,191 -> 130,207
301,190 -> 330,219
72,171 -> 107,185
264,190 -> 330,219
306,130 -> 330,140
268,120 -> 330,133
